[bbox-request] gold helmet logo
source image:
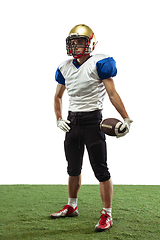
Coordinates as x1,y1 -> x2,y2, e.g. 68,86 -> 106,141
66,24 -> 97,58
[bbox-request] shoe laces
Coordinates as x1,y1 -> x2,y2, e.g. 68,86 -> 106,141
58,205 -> 76,215
99,210 -> 110,225
57,205 -> 69,213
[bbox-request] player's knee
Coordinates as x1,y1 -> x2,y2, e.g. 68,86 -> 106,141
95,172 -> 111,182
93,165 -> 111,182
67,167 -> 81,177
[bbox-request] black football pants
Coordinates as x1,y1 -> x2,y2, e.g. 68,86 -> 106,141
64,110 -> 111,182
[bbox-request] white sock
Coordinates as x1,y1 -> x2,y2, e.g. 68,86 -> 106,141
68,198 -> 78,209
103,208 -> 112,217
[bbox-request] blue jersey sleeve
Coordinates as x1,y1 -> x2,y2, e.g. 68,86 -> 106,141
55,68 -> 65,85
96,57 -> 117,80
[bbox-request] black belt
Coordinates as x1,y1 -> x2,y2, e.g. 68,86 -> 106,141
68,109 -> 102,117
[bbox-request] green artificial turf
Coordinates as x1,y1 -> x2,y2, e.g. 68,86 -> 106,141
0,185 -> 159,239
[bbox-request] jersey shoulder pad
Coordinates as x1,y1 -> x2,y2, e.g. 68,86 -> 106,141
92,53 -> 110,62
58,59 -> 72,70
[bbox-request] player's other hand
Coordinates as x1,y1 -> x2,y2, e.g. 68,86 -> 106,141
116,118 -> 133,138
57,118 -> 71,132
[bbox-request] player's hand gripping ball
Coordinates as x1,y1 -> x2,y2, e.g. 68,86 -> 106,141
100,118 -> 133,138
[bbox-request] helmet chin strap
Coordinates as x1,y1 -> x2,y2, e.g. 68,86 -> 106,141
72,52 -> 88,59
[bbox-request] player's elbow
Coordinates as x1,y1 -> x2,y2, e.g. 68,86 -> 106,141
54,94 -> 62,106
108,90 -> 120,105
108,89 -> 116,100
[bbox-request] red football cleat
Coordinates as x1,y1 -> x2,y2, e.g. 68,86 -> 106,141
50,205 -> 79,219
95,209 -> 113,232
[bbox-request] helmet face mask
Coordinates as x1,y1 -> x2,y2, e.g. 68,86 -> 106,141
66,24 -> 97,59
66,35 -> 91,57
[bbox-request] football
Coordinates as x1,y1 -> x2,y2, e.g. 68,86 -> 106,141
100,118 -> 126,137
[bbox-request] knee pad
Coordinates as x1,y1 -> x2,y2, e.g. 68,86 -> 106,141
95,171 -> 111,182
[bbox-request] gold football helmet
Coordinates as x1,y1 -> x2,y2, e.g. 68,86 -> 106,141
66,24 -> 97,58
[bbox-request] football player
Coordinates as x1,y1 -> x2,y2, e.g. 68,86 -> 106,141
50,24 -> 132,232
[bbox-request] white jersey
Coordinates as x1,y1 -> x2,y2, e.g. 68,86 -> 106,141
55,54 -> 117,112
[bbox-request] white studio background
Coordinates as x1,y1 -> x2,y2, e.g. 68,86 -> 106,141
0,0 -> 160,185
